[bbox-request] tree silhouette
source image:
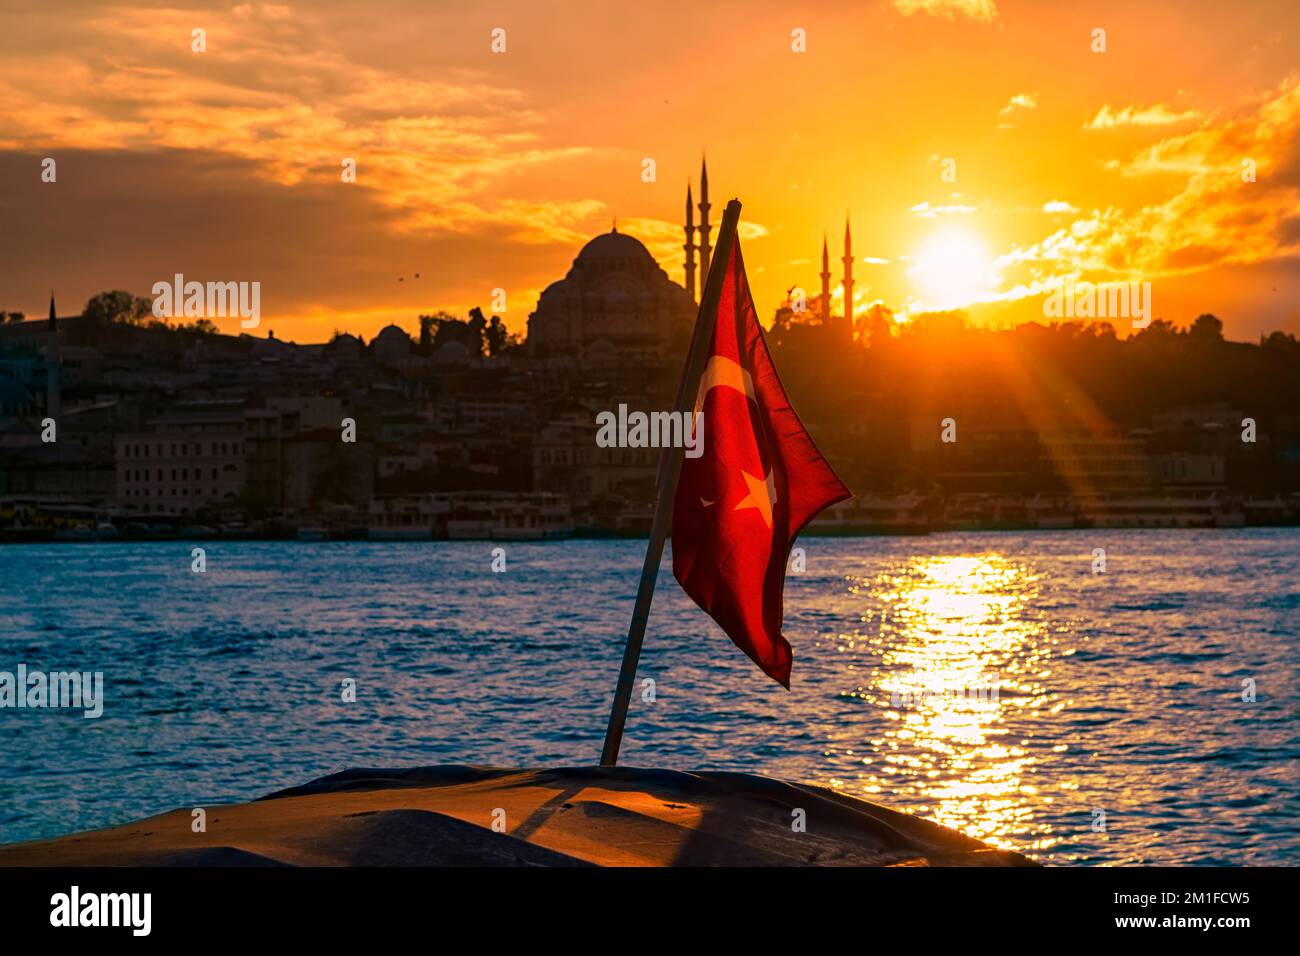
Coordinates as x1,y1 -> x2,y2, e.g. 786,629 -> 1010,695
1189,313 -> 1224,342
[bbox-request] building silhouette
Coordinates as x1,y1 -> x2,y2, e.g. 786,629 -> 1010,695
3,181 -> 1299,539
46,294 -> 59,418
525,229 -> 694,371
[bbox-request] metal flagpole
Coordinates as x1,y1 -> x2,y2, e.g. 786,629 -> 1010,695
599,198 -> 742,767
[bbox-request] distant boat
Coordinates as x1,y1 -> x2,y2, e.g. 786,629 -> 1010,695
806,494 -> 931,536
481,494 -> 572,540
1027,494 -> 1076,530
368,492 -> 573,541
1076,494 -> 1245,529
1242,496 -> 1296,526
368,526 -> 433,541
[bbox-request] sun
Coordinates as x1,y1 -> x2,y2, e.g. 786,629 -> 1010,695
909,226 -> 995,310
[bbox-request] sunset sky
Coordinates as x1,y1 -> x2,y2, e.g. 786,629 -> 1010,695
2,0 -> 1297,342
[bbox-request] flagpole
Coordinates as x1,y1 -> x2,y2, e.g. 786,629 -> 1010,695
600,198 -> 742,767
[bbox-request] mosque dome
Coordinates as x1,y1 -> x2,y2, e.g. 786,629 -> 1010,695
526,225 -> 696,363
574,229 -> 655,266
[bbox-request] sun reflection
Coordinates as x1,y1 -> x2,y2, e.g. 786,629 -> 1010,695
839,554 -> 1059,852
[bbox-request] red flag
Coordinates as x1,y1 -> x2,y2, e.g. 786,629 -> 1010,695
672,236 -> 850,687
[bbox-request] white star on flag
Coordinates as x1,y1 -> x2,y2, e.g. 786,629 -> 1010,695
733,468 -> 776,528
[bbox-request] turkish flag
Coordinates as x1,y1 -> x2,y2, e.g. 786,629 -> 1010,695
671,236 -> 850,687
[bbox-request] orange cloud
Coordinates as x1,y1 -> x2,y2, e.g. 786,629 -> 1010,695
892,0 -> 997,22
0,3 -> 600,248
987,76 -> 1300,309
1085,103 -> 1201,129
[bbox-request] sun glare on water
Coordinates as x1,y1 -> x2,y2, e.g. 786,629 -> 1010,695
909,227 -> 996,311
838,554 -> 1063,854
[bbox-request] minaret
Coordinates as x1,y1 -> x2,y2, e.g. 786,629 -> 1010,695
698,156 -> 712,283
684,180 -> 697,304
841,215 -> 855,343
46,293 -> 60,418
819,233 -> 832,325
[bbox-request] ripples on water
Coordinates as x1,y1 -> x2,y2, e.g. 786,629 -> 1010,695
1,531 -> 1297,864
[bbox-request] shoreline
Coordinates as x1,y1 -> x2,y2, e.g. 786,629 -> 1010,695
3,521 -> 1299,544
0,765 -> 1037,867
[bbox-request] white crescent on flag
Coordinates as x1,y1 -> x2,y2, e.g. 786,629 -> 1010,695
694,355 -> 757,414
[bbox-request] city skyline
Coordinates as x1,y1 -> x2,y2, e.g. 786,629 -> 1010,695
1,0 -> 1298,343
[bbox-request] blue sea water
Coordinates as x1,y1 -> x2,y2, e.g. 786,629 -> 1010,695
1,530 -> 1297,865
